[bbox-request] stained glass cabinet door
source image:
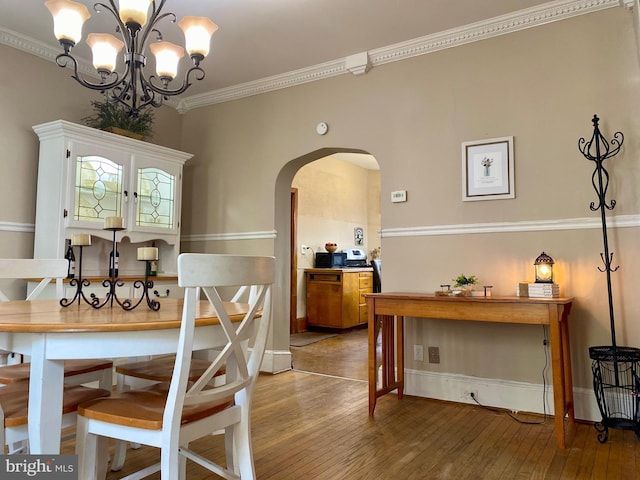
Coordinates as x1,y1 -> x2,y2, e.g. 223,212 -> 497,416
133,157 -> 181,234
69,143 -> 128,228
65,143 -> 181,235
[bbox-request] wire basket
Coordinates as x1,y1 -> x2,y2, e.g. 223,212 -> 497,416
589,345 -> 640,443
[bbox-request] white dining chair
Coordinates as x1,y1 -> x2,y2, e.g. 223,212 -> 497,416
0,259 -> 113,390
0,382 -> 111,454
108,285 -> 254,471
0,258 -> 114,454
77,253 -> 275,479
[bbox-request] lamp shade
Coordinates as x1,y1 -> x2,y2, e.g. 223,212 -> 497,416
45,0 -> 91,45
118,0 -> 152,27
178,16 -> 218,58
87,33 -> 124,73
150,42 -> 184,80
534,251 -> 555,283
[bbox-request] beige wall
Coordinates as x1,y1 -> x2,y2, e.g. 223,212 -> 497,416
178,7 -> 640,398
1,7 -> 639,412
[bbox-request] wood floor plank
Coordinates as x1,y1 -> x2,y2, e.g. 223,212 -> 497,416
557,419 -> 589,479
57,327 -> 639,479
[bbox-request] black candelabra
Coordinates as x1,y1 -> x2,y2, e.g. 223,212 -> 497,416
60,227 -> 160,311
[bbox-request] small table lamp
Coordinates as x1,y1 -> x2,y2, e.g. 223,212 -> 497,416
534,251 -> 555,283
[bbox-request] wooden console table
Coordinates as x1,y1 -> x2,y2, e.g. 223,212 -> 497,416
366,293 -> 574,449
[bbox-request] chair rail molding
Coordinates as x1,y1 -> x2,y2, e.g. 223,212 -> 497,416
182,230 -> 278,243
381,214 -> 640,238
1,0 -> 618,113
0,221 -> 34,233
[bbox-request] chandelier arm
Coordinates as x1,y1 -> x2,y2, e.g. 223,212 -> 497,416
146,66 -> 206,97
137,68 -> 164,110
107,78 -> 145,116
139,12 -> 177,50
55,53 -> 135,94
94,1 -> 130,44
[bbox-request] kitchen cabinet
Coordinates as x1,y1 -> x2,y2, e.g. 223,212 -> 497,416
32,120 -> 192,277
305,268 -> 373,329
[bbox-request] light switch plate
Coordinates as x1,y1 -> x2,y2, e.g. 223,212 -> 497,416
391,190 -> 407,203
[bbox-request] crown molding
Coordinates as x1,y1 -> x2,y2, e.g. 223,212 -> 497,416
178,0 -> 618,110
0,27 -> 96,79
1,0 -> 619,113
369,0 -> 616,66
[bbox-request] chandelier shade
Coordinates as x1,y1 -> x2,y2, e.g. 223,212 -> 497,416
46,0 -> 218,117
178,17 -> 219,59
118,0 -> 152,27
150,41 -> 184,80
86,33 -> 124,73
45,0 -> 90,45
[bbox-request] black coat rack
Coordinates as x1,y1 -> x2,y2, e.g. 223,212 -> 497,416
579,114 -> 639,443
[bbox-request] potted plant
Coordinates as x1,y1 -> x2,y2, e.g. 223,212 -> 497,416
453,274 -> 478,296
82,100 -> 154,140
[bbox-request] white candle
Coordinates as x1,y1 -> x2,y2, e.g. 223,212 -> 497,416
104,216 -> 123,229
137,247 -> 159,261
71,233 -> 92,246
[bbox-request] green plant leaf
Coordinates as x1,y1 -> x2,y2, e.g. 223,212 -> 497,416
82,101 -> 154,137
453,274 -> 478,287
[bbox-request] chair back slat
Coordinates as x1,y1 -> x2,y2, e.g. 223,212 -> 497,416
0,259 -> 67,301
168,254 -> 275,424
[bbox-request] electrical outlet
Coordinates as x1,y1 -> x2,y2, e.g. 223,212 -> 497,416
463,390 -> 479,401
428,346 -> 440,364
301,245 -> 309,255
413,344 -> 424,361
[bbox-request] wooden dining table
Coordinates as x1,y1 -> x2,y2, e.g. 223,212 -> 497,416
0,298 -> 249,454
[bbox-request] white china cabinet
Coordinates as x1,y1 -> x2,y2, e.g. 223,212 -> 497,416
32,120 -> 192,284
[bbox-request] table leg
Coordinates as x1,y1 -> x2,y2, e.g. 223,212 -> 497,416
369,313 -> 404,415
560,304 -> 575,426
368,299 -> 377,415
548,305 -> 573,449
396,315 -> 404,400
28,335 -> 65,454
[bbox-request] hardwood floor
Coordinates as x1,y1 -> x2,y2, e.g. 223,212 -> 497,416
62,328 -> 639,479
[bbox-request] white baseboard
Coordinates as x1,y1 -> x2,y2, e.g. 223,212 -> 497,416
261,349 -> 292,374
404,369 -> 601,422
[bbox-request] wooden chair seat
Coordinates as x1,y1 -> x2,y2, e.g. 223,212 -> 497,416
0,359 -> 114,385
0,382 -> 111,428
77,254 -> 275,479
79,382 -> 234,430
115,356 -> 223,383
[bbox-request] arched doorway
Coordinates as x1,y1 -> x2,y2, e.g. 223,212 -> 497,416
271,148 -> 380,371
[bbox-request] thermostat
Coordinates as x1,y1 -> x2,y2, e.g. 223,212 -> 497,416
391,190 -> 407,203
316,122 -> 328,135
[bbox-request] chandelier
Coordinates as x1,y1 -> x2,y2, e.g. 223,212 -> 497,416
45,0 -> 218,116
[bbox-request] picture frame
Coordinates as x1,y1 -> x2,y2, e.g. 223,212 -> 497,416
461,136 -> 514,201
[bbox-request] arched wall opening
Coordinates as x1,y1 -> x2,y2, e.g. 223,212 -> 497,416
270,147 -> 379,371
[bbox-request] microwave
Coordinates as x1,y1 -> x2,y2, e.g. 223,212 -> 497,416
315,252 -> 346,268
